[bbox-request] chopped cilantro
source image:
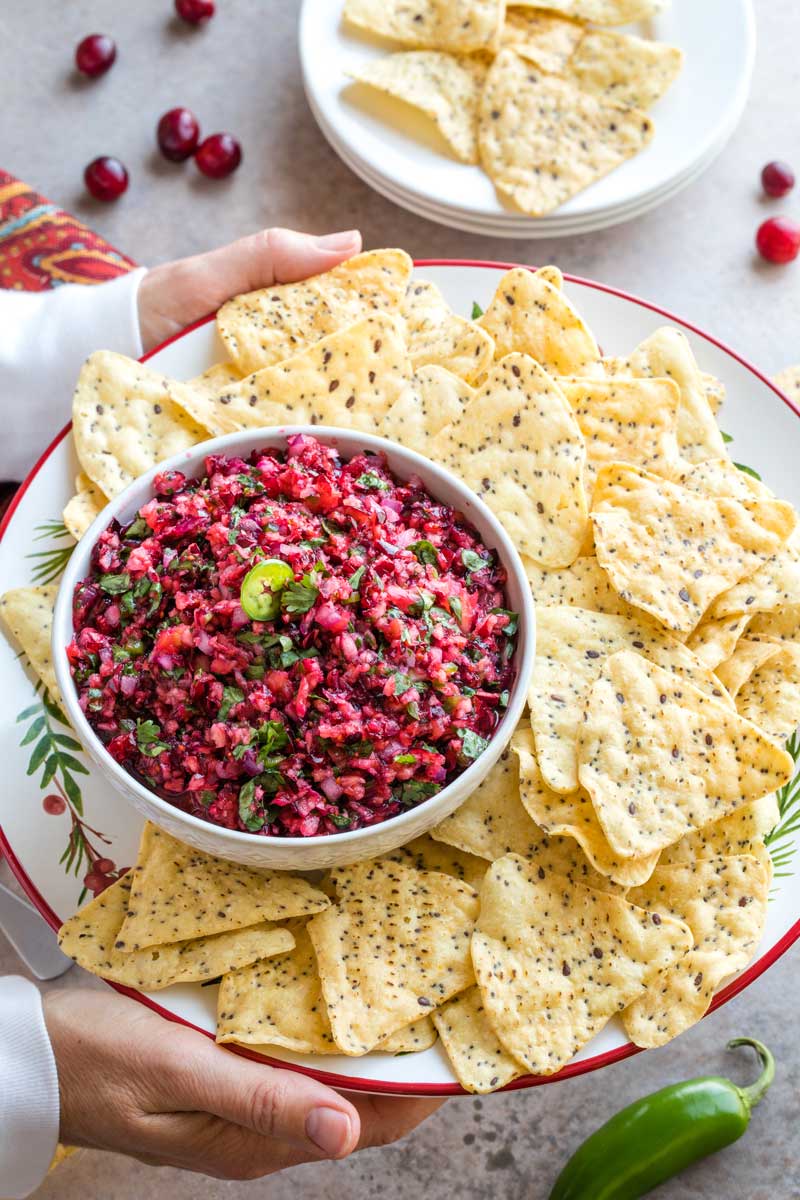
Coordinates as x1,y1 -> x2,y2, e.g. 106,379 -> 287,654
409,539 -> 439,566
391,671 -> 414,696
218,686 -> 244,720
330,811 -> 352,828
357,471 -> 391,491
394,753 -> 417,764
99,572 -> 131,595
135,719 -> 169,757
450,596 -> 463,625
471,300 -> 484,319
348,565 -> 366,593
238,779 -> 265,832
721,430 -> 734,444
457,728 -> 489,764
461,549 -> 486,576
125,517 -> 150,540
281,576 -> 319,614
397,779 -> 438,806
491,607 -> 518,636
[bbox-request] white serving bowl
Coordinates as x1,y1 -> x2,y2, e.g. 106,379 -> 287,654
53,427 -> 535,870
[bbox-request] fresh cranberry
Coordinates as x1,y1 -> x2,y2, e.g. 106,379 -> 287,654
83,871 -> 108,895
42,794 -> 66,816
195,133 -> 241,179
175,0 -> 215,24
157,108 -> 200,162
75,33 -> 116,78
94,857 -> 115,874
756,216 -> 800,264
84,156 -> 129,202
761,161 -> 795,198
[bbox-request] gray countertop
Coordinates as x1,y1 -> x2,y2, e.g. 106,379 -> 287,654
1,1 -> 799,1197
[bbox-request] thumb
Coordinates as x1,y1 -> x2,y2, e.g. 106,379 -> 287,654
173,1039 -> 361,1159
137,226 -> 362,351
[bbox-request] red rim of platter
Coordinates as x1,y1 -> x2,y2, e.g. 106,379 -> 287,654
1,258 -> 799,1096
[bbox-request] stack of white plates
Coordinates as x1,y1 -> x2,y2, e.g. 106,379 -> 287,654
299,0 -> 755,239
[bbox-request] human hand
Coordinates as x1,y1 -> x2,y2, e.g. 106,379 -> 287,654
44,989 -> 443,1180
136,227 -> 362,353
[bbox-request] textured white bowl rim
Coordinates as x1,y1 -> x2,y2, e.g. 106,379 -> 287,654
53,425 -> 535,865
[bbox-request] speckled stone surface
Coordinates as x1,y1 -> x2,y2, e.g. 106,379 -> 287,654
1,1 -> 799,1197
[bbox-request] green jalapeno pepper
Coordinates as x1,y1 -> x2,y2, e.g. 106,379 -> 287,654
240,559 -> 294,621
548,1037 -> 774,1200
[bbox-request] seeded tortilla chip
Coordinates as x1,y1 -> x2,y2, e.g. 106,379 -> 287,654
530,606 -> 733,794
478,267 -> 600,377
433,985 -> 524,1093
59,874 -> 294,991
401,280 -> 495,382
343,0 -> 504,53
622,855 -> 770,1048
471,855 -> 692,1075
523,554 -> 637,617
701,372 -> 726,415
378,1017 -> 437,1053
514,0 -> 661,22
350,53 -> 487,164
591,464 -> 797,635
307,859 -> 478,1054
708,529 -> 800,621
512,722 -> 658,887
178,313 -> 411,437
604,328 -> 726,464
568,31 -> 683,110
560,376 -> 680,502
431,741 -> 624,892
188,361 -> 244,394
117,823 -> 329,950
577,651 -> 794,858
748,603 -> 800,645
479,52 -> 653,217
715,638 -> 783,698
216,249 -> 411,375
500,8 -> 584,74
685,614 -> 752,670
379,365 -> 472,454
0,584 -> 60,701
734,642 -> 800,742
72,352 -> 208,499
63,472 -> 106,541
670,457 -> 774,503
383,834 -> 488,890
661,796 -> 780,865
429,354 -> 589,567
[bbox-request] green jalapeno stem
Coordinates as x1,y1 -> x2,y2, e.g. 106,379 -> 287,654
727,1037 -> 775,1109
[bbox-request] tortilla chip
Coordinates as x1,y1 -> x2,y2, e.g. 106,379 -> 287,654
382,834 -> 489,890
429,354 -> 589,567
591,463 -> 797,634
432,986 -> 524,1093
350,53 -> 487,164
715,638 -> 783,698
63,472 -> 106,540
500,8 -> 584,74
72,352 -> 208,499
604,328 -> 727,464
701,372 -> 726,415
343,0 -> 504,53
216,249 -> 412,375
661,796 -> 780,865
116,823 -> 329,950
748,602 -> 800,644
560,376 -> 681,501
217,924 -> 339,1054
774,364 -> 800,403
378,1017 -> 437,1053
177,313 -> 411,437
529,605 -> 733,794
671,457 -> 774,502
523,554 -> 638,618
187,361 -> 244,394
0,584 -> 60,701
685,614 -> 752,670
622,855 -> 770,1048
307,859 -> 478,1054
512,722 -> 658,887
568,31 -> 683,110
708,529 -> 800,621
58,874 -> 294,991
577,650 -> 794,858
735,643 -> 800,742
379,365 -> 472,454
478,268 -> 600,377
471,855 -> 692,1075
479,51 -> 653,217
514,0 -> 661,21
401,280 -> 495,382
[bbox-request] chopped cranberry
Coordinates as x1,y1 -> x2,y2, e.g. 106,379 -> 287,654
84,156 -> 129,202
75,33 -> 116,78
756,216 -> 800,264
157,108 -> 201,162
175,0 -> 215,23
195,133 -> 242,179
761,161 -> 795,198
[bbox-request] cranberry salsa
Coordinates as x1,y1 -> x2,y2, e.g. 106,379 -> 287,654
68,435 -> 518,837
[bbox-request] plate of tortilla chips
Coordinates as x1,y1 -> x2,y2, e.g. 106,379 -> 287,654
2,252 -> 800,1096
299,0 -> 754,236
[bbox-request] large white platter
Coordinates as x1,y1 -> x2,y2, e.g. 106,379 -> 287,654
0,261 -> 798,1096
299,0 -> 755,237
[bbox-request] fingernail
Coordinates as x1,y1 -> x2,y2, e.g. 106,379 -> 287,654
313,230 -> 359,250
306,1106 -> 353,1157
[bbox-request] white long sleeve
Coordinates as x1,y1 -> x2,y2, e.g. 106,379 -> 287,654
0,976 -> 60,1197
0,268 -> 146,481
